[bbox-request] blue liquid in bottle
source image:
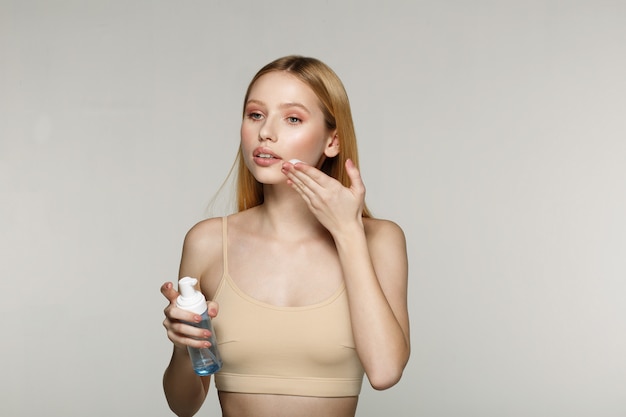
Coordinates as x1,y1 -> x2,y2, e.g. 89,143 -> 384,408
187,311 -> 222,376
177,277 -> 222,376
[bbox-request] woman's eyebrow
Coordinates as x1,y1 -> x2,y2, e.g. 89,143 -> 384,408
245,99 -> 265,107
279,102 -> 311,114
246,99 -> 311,115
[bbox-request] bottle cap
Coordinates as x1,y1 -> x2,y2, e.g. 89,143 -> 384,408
176,277 -> 207,315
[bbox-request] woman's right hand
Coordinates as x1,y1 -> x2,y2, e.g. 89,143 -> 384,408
161,281 -> 220,350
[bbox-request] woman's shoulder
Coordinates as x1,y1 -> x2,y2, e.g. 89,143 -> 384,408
180,217 -> 226,270
362,217 -> 408,284
180,217 -> 226,296
363,217 -> 406,243
184,216 -> 224,247
183,210 -> 257,250
363,217 -> 407,261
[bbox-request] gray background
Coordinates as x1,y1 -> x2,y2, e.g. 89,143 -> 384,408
1,1 -> 625,416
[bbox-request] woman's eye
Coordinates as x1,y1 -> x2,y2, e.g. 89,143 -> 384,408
287,116 -> 301,124
248,112 -> 263,120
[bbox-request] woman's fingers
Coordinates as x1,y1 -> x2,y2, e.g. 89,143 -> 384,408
282,160 -> 363,209
163,310 -> 214,349
162,282 -> 199,322
282,161 -> 336,202
161,281 -> 219,348
166,321 -> 215,349
282,159 -> 363,197
345,158 -> 365,194
283,160 -> 330,190
207,300 -> 220,318
161,281 -> 179,303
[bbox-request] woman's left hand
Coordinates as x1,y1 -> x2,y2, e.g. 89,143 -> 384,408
281,158 -> 365,235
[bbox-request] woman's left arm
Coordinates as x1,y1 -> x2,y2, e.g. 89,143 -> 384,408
334,218 -> 410,390
282,159 -> 410,390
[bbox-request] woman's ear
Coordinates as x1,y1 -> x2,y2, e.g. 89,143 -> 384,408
324,131 -> 340,158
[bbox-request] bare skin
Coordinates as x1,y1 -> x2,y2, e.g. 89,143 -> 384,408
162,71 -> 410,417
162,190 -> 409,416
218,392 -> 358,417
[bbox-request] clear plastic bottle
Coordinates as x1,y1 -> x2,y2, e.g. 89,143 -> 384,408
176,277 -> 222,375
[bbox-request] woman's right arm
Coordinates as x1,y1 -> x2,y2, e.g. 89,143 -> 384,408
161,219 -> 222,416
161,282 -> 213,417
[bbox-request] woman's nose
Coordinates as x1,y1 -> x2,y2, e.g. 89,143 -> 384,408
258,118 -> 277,142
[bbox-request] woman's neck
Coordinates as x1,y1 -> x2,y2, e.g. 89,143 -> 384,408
255,183 -> 329,241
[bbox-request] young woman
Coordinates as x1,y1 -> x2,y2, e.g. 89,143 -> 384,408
161,55 -> 410,417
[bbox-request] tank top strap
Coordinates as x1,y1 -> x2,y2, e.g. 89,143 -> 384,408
221,216 -> 229,276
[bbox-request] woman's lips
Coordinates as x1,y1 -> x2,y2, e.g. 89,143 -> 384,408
253,147 -> 282,166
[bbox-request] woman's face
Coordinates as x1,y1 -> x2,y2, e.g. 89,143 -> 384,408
240,71 -> 337,185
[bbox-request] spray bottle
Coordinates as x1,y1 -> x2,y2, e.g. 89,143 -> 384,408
176,277 -> 222,375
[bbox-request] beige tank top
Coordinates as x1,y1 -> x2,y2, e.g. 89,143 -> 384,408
212,216 -> 364,397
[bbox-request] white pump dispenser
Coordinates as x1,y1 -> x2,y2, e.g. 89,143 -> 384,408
177,277 -> 206,315
176,277 -> 222,375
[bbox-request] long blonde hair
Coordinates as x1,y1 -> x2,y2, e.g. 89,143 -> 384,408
235,55 -> 371,217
